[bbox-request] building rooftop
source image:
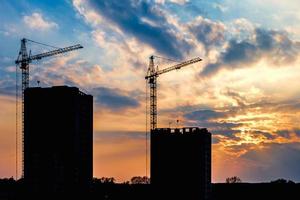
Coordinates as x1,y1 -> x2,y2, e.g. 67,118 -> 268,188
152,127 -> 209,135
26,85 -> 91,96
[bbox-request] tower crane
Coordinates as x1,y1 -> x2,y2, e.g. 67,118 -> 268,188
15,38 -> 83,178
145,55 -> 202,131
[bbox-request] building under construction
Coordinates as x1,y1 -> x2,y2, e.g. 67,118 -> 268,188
151,127 -> 211,200
24,86 -> 93,194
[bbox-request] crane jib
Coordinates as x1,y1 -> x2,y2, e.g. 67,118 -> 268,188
145,57 -> 201,80
15,45 -> 83,64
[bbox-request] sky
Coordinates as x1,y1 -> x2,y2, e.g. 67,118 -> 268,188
1,0 -> 300,183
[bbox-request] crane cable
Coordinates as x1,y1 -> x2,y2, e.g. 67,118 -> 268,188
175,83 -> 179,128
145,79 -> 148,178
152,55 -> 179,63
15,64 -> 19,180
26,39 -> 61,49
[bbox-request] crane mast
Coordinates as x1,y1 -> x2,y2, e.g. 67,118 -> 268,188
148,56 -> 157,130
15,38 -> 83,178
145,55 -> 202,131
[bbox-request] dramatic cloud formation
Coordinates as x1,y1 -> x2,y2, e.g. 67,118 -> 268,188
85,0 -> 194,59
184,109 -> 227,121
182,86 -> 300,179
240,143 -> 300,181
187,16 -> 225,49
200,28 -> 300,77
23,12 -> 58,31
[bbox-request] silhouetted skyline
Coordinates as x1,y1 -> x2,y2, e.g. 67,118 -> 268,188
1,0 -> 300,183
1,177 -> 299,200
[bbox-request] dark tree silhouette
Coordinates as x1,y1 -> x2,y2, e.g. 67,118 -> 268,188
226,176 -> 242,183
122,181 -> 130,184
130,176 -> 150,184
271,179 -> 295,184
93,177 -> 115,184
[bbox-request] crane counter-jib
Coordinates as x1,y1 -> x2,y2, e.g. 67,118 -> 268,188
15,45 -> 83,64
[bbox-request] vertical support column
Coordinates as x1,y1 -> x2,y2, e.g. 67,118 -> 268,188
20,38 -> 29,178
147,55 -> 157,131
150,77 -> 157,130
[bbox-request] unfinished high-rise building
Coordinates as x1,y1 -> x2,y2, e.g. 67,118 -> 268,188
24,86 -> 93,194
151,127 -> 211,200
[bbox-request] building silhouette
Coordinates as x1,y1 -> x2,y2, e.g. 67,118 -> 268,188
24,86 -> 93,195
151,127 -> 211,200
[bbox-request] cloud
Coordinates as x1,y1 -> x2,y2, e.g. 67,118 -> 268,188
0,86 -> 15,97
200,39 -> 257,77
23,12 -> 58,31
250,130 -> 275,140
181,89 -> 300,144
187,16 -> 225,49
93,87 -> 140,110
0,75 -> 15,97
84,0 -> 194,59
183,109 -> 242,139
240,142 -> 300,181
188,120 -> 241,139
168,0 -> 189,5
155,0 -> 189,5
212,2 -> 228,13
184,109 -> 227,121
200,28 -> 300,77
276,129 -> 300,139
